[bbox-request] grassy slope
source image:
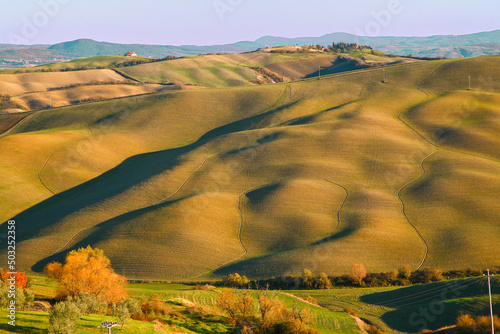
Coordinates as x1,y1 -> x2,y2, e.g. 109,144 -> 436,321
0,69 -> 126,96
21,277 -> 500,334
0,310 -> 162,334
120,50 -> 413,87
128,286 -> 360,334
10,279 -> 359,334
0,57 -> 499,282
10,83 -> 165,110
38,55 -> 153,71
292,276 -> 500,333
0,67 -> 167,113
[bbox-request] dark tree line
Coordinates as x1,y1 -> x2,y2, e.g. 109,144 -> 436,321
218,266 -> 499,290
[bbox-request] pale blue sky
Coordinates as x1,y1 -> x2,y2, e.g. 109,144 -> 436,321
1,0 -> 499,45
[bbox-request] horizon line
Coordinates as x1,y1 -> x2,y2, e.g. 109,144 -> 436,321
2,29 -> 499,47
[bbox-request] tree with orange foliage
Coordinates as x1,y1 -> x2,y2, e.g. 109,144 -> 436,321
0,269 -> 28,289
44,246 -> 127,304
350,264 -> 367,285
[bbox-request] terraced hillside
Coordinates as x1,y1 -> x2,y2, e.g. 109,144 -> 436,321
0,55 -> 499,280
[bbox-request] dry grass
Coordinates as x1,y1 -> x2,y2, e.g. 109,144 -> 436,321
120,50 -> 413,87
10,83 -> 165,110
0,57 -> 499,280
0,69 -> 126,96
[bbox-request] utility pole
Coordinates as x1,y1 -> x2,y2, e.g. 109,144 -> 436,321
484,269 -> 495,334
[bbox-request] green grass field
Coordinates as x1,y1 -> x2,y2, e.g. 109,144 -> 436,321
291,276 -> 500,333
7,278 -> 361,334
0,53 -> 499,286
0,310 -> 163,334
13,276 -> 499,333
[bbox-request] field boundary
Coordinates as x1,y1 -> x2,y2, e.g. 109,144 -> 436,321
324,180 -> 349,233
47,85 -> 292,265
37,124 -> 94,195
397,62 -> 500,164
49,153 -> 216,258
397,150 -> 437,270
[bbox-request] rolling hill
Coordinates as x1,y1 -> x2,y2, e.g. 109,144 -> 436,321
0,68 -> 169,114
1,30 -> 499,69
118,48 -> 412,87
0,54 -> 499,282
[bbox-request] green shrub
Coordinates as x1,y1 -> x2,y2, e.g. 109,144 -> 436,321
48,298 -> 81,334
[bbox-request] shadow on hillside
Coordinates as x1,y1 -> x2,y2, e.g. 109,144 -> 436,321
304,57 -> 370,79
31,197 -> 187,272
360,277 -> 500,332
311,228 -> 355,246
0,324 -> 45,334
213,228 -> 356,278
245,182 -> 283,203
282,84 -> 364,127
0,87 -> 294,255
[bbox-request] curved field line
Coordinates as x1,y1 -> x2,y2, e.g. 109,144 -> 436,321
50,153 -> 216,258
394,62 -> 497,269
52,226 -> 90,255
185,172 -> 255,281
324,179 -> 349,233
188,86 -> 295,280
37,151 -> 58,195
51,85 -> 293,263
235,170 -> 250,257
397,150 -> 437,270
397,63 -> 446,146
152,154 -> 216,206
221,83 -> 295,264
37,124 -> 94,195
393,64 -> 444,271
398,63 -> 500,164
0,112 -> 36,139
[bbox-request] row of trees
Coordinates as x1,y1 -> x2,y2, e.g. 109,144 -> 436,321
222,265 -> 499,290
329,42 -> 372,53
268,43 -> 373,54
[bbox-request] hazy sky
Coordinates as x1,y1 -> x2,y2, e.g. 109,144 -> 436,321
1,0 -> 499,45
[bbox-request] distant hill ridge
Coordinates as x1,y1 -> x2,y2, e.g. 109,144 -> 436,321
0,30 -> 499,69
48,30 -> 500,58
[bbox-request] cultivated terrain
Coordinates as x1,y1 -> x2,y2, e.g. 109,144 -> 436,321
0,48 -> 498,283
